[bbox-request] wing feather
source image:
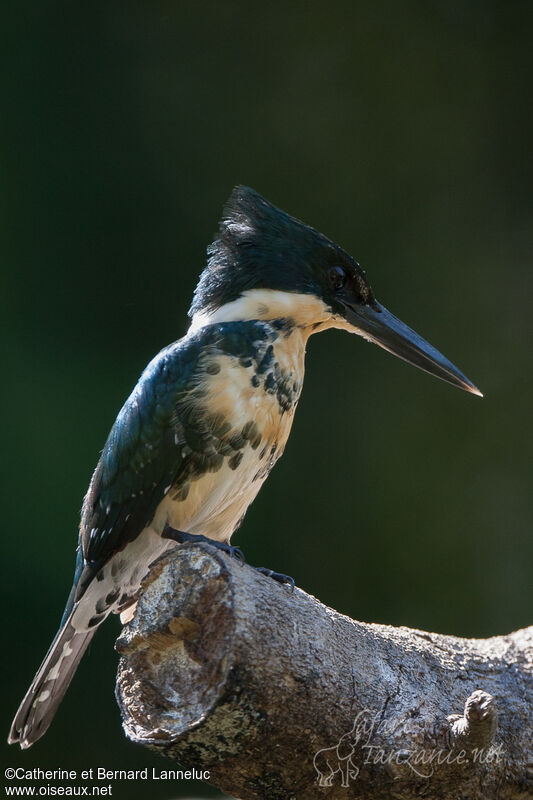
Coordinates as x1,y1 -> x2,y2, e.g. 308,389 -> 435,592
69,321 -> 273,602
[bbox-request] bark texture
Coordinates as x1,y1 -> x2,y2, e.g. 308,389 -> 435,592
115,543 -> 533,800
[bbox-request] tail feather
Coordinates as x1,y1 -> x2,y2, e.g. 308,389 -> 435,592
9,615 -> 96,748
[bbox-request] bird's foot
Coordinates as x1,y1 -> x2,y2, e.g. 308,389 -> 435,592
254,566 -> 295,591
162,526 -> 294,589
162,526 -> 245,564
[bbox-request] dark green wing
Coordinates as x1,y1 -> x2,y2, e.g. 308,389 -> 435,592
76,338 -> 196,593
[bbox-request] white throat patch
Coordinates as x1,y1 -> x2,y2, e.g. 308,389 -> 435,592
189,288 -> 343,334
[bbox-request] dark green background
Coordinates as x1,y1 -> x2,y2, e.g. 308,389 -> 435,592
3,2 -> 532,798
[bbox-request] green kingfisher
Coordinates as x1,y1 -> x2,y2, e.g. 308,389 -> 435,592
9,186 -> 481,749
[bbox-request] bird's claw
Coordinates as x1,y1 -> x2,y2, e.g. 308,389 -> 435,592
255,566 -> 295,591
162,526 -> 245,564
162,526 -> 293,585
219,543 -> 246,564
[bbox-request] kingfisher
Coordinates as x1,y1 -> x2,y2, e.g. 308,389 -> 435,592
9,186 -> 481,749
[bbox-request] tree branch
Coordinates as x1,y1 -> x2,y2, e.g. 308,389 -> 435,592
115,544 -> 533,799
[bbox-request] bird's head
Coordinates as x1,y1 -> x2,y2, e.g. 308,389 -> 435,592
189,186 -> 481,395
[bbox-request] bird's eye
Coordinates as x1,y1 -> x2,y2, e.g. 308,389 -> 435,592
328,266 -> 347,291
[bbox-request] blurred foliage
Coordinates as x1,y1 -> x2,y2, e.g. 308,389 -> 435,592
2,1 -> 532,798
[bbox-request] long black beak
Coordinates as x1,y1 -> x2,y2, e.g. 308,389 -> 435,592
341,301 -> 482,396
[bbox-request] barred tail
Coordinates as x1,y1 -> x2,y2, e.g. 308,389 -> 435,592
8,614 -> 96,748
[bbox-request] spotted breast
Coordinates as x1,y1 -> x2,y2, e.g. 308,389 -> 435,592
164,317 -> 305,541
